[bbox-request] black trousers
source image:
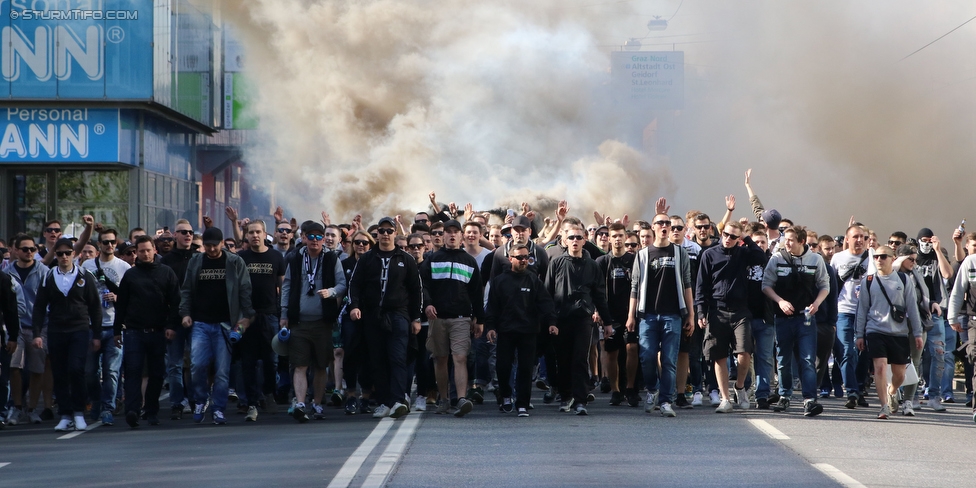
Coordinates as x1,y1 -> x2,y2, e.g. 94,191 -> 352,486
496,330 -> 537,409
364,313 -> 409,407
123,329 -> 167,416
342,316 -> 373,393
815,323 -> 836,388
555,316 -> 592,405
412,326 -> 435,396
49,330 -> 90,417
241,314 -> 277,405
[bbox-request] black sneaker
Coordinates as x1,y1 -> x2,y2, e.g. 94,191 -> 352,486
586,393 -> 596,403
330,391 -> 343,407
40,408 -> 54,421
600,377 -> 611,394
845,396 -> 858,409
675,394 -> 692,409
500,401 -> 514,414
147,415 -> 160,426
767,392 -> 781,404
757,398 -> 770,410
292,403 -> 310,423
344,397 -> 358,415
535,379 -> 549,390
126,411 -> 139,428
857,395 -> 869,408
803,400 -> 823,417
171,406 -> 183,420
468,387 -> 485,405
359,399 -> 373,415
543,387 -> 556,404
609,391 -> 624,406
772,397 -> 790,412
626,389 -> 640,408
455,398 -> 474,418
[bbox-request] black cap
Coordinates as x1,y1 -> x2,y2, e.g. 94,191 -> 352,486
202,227 -> 223,245
302,221 -> 325,235
917,228 -> 934,240
378,217 -> 396,227
761,209 -> 783,229
443,219 -> 462,231
512,215 -> 532,230
53,237 -> 74,251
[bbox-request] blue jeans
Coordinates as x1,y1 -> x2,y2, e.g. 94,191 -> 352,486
775,315 -> 818,400
940,316 -> 956,399
925,318 -> 945,399
751,318 -> 775,400
638,314 -> 682,404
836,313 -> 860,397
86,328 -> 123,416
190,322 -> 232,412
471,334 -> 497,388
167,324 -> 192,408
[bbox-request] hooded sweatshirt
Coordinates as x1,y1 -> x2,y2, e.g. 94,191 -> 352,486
854,271 -> 922,340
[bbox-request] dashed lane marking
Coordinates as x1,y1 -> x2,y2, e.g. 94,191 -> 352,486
747,419 -> 790,440
812,463 -> 867,488
57,421 -> 103,440
326,418 -> 395,488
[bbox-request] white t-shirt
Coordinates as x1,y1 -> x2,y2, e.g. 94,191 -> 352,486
831,249 -> 877,314
82,256 -> 130,328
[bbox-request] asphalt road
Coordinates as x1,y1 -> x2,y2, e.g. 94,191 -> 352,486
1,391 -> 973,487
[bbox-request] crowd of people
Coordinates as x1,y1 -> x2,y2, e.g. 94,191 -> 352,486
1,169 -> 975,431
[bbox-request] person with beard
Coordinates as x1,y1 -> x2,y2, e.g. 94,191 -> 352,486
237,221 -> 286,421
486,244 -> 557,417
914,228 -> 956,405
348,217 -> 423,419
160,218 -> 199,419
595,223 -> 638,407
113,235 -> 180,428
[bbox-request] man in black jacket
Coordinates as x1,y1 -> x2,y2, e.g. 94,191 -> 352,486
420,220 -> 484,417
32,238 -> 102,432
160,218 -> 198,419
544,224 -> 610,416
348,217 -> 423,420
485,244 -> 556,417
113,235 -> 181,428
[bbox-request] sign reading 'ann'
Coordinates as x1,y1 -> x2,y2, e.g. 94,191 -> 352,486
610,51 -> 684,110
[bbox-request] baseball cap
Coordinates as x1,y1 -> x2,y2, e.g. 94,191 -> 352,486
378,217 -> 396,227
512,216 -> 532,230
761,209 -> 782,229
202,227 -> 223,245
443,219 -> 462,231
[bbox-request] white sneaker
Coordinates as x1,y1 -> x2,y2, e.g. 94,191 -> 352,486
5,407 -> 21,426
902,401 -> 915,417
691,392 -> 703,406
390,402 -> 409,419
54,416 -> 74,432
660,402 -> 676,417
735,388 -> 750,409
715,399 -> 734,413
414,396 -> 427,412
927,397 -> 946,412
709,390 -> 721,406
28,409 -> 42,424
645,391 -> 658,412
372,405 -> 391,418
73,415 -> 88,431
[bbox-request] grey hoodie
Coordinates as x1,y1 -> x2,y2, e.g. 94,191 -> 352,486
854,271 -> 922,340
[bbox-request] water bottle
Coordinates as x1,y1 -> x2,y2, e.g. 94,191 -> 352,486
229,328 -> 242,343
958,219 -> 966,234
803,306 -> 813,326
102,290 -> 110,309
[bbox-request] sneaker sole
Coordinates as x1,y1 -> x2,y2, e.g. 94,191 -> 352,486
390,407 -> 409,419
454,403 -> 473,418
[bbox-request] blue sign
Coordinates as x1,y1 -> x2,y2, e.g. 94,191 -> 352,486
1,0 -> 153,99
0,107 -> 120,162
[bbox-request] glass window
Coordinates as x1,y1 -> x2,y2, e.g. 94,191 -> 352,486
57,170 -> 130,233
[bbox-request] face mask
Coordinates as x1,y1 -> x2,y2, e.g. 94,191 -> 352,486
918,241 -> 933,254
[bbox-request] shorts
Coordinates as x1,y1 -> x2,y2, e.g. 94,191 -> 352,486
289,319 -> 334,369
10,328 -> 46,374
604,324 -> 638,353
703,308 -> 753,362
427,317 -> 472,358
679,322 -> 705,354
866,333 -> 910,365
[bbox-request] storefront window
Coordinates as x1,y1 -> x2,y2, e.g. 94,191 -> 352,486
57,170 -> 130,234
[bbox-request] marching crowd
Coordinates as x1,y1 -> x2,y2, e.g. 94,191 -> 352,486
1,169 -> 975,431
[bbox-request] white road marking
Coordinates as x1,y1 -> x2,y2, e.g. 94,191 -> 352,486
0,462 -> 11,469
812,463 -> 867,488
362,415 -> 421,488
326,418 -> 395,488
57,421 -> 102,440
747,419 -> 790,440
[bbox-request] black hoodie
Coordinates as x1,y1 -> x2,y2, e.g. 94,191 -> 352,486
485,269 -> 555,334
114,256 -> 182,335
160,247 -> 197,287
544,253 -> 611,321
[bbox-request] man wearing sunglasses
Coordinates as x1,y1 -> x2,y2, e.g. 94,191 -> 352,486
854,245 -> 924,420
669,215 -> 706,407
595,223 -> 638,407
160,218 -> 199,419
348,217 -> 423,419
274,221 -> 295,256
914,228 -> 956,405
32,238 -> 103,432
39,217 -> 94,268
697,221 -> 766,413
80,229 -> 130,426
762,225 -> 830,416
4,234 -> 53,426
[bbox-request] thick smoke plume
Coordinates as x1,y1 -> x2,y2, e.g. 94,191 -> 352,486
223,0 -> 975,236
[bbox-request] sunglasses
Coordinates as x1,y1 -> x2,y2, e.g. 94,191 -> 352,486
276,227 -> 292,234
353,240 -> 371,246
671,225 -> 684,232
55,250 -> 73,257
624,243 -> 640,248
565,235 -> 585,241
596,231 -> 609,237
376,228 -> 396,235
512,255 -> 530,261
653,220 -> 671,227
20,246 -> 37,253
414,219 -> 429,224
778,226 -> 789,232
305,234 -> 324,241
44,227 -> 62,233
874,254 -> 890,260
695,224 -> 710,230
887,240 -> 903,246
430,230 -> 444,236
157,237 -> 174,243
502,234 -> 512,239
407,243 -> 424,250
101,240 -> 116,245
905,257 -> 916,263
722,232 -> 741,240
175,229 -> 194,236
225,243 -> 236,248
124,249 -> 137,256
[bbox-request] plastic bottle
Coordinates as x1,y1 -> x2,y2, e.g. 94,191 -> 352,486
803,306 -> 813,326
